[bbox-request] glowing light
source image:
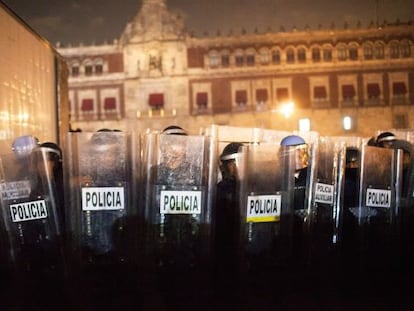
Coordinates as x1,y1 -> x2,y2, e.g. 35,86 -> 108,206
0,111 -> 10,121
343,116 -> 352,130
299,118 -> 310,132
279,101 -> 294,118
18,113 -> 29,122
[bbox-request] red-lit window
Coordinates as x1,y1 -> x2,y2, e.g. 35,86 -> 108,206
342,85 -> 356,99
81,99 -> 94,111
393,82 -> 407,95
367,83 -> 380,98
256,89 -> 268,102
196,92 -> 208,108
314,86 -> 327,99
149,93 -> 164,109
104,97 -> 116,110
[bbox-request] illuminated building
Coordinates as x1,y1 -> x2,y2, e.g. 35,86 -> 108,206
58,0 -> 414,136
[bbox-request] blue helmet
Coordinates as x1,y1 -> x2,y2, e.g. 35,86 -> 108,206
11,135 -> 39,156
280,135 -> 306,147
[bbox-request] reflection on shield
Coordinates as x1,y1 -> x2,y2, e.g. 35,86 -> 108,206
341,144 -> 400,281
143,132 -> 213,293
0,149 -> 65,279
65,131 -> 139,266
237,143 -> 294,286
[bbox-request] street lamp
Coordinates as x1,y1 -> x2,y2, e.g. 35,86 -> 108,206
279,101 -> 294,118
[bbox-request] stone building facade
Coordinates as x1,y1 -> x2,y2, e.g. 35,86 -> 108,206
58,0 -> 414,137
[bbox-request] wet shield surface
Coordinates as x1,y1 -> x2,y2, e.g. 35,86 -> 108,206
308,137 -> 344,279
142,132 -> 213,306
65,131 -> 140,266
237,143 -> 294,288
341,145 -> 401,283
0,147 -> 66,307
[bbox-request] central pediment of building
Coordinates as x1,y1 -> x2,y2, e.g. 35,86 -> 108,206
120,0 -> 186,45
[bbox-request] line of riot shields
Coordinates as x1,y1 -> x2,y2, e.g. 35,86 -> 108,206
0,126 -> 414,308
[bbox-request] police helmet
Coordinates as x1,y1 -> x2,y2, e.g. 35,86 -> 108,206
12,135 -> 39,156
280,135 -> 306,147
162,125 -> 188,136
90,129 -> 121,151
40,142 -> 62,160
220,142 -> 243,161
376,132 -> 396,144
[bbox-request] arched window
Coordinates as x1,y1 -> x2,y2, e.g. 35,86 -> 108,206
70,60 -> 80,76
221,50 -> 230,67
208,50 -> 219,67
271,49 -> 281,64
246,49 -> 256,66
374,42 -> 385,59
286,47 -> 295,63
83,59 -> 93,76
235,49 -> 244,66
337,44 -> 347,61
311,47 -> 321,62
259,48 -> 270,65
389,41 -> 400,59
363,43 -> 374,60
94,58 -> 104,75
400,41 -> 411,58
349,43 -> 359,60
297,47 -> 307,63
322,45 -> 333,61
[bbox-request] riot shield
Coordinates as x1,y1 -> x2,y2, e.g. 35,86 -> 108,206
282,140 -> 315,276
308,137 -> 344,281
142,132 -> 213,304
237,143 -> 294,290
390,130 -> 414,278
0,148 -> 65,275
341,144 -> 401,284
0,147 -> 66,309
65,131 -> 140,267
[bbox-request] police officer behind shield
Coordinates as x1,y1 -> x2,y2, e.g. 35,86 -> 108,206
280,135 -> 309,211
280,135 -> 310,281
214,142 -> 243,301
148,125 -> 208,310
1,136 -> 66,309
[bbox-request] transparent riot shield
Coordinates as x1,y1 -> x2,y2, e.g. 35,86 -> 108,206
237,143 -> 294,290
308,137 -> 344,281
0,148 -> 66,291
391,131 -> 414,277
341,144 -> 401,284
282,140 -> 315,277
65,131 -> 140,267
142,132 -> 213,304
64,130 -> 141,309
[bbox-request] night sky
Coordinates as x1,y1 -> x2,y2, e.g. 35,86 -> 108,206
2,0 -> 414,46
